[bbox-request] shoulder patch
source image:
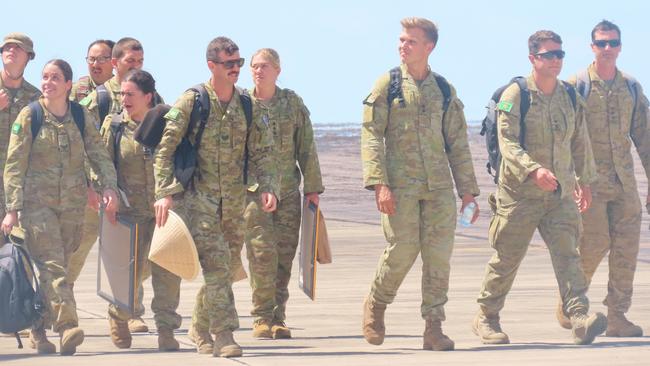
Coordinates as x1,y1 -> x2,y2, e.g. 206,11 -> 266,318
11,123 -> 22,135
79,95 -> 92,107
164,107 -> 181,121
497,101 -> 513,112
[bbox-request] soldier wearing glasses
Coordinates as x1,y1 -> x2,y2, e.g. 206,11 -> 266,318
472,30 -> 606,346
555,20 -> 650,337
70,39 -> 115,102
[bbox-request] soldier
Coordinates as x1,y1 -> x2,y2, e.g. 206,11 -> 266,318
73,37 -> 161,333
70,39 -> 115,102
473,30 -> 606,345
555,20 -> 650,337
153,36 -> 277,358
1,59 -> 118,355
361,17 -> 479,351
244,48 -> 324,339
100,70 -> 183,351
0,33 -> 40,222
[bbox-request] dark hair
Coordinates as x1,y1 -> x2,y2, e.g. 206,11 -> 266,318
44,59 -> 73,82
528,30 -> 562,54
87,39 -> 115,54
112,37 -> 143,59
591,20 -> 621,42
123,69 -> 156,96
206,37 -> 239,62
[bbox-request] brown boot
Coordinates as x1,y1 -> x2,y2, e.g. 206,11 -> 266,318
423,319 -> 454,351
188,324 -> 213,354
29,327 -> 56,354
109,317 -> 132,349
252,319 -> 273,339
59,326 -> 84,356
212,330 -> 242,358
570,312 -> 607,345
556,301 -> 572,330
606,310 -> 643,337
158,328 -> 179,351
362,296 -> 386,345
271,321 -> 292,339
472,312 -> 509,344
128,317 -> 149,333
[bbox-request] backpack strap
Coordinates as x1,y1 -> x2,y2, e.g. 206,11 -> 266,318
387,66 -> 405,110
109,113 -> 124,175
96,84 -> 111,124
238,87 -> 253,185
622,72 -> 639,126
70,101 -> 86,136
561,81 -> 578,110
512,77 -> 530,149
432,72 -> 453,152
575,69 -> 591,100
28,101 -> 44,140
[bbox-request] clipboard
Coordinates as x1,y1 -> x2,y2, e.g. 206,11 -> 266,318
97,209 -> 138,313
298,198 -> 330,300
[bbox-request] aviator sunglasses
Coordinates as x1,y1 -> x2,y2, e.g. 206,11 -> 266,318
593,39 -> 621,48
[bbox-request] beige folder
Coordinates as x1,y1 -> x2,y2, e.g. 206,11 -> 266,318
298,198 -> 331,300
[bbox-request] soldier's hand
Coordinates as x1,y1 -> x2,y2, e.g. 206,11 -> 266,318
0,90 -> 9,111
1,211 -> 18,235
305,192 -> 320,206
103,189 -> 119,224
578,185 -> 592,212
154,196 -> 174,227
375,184 -> 396,215
529,168 -> 558,192
87,186 -> 100,211
260,192 -> 277,213
460,194 -> 480,224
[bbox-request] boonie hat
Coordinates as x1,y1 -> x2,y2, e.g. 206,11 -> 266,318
149,210 -> 200,280
0,33 -> 35,60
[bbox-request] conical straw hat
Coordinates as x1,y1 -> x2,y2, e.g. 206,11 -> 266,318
149,210 -> 199,280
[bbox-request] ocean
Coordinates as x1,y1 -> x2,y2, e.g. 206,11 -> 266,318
313,120 -> 483,138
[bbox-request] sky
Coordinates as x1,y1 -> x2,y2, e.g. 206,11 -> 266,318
3,0 -> 649,123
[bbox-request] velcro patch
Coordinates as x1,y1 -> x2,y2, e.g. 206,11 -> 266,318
164,107 -> 181,121
11,123 -> 21,134
497,101 -> 513,112
79,95 -> 92,107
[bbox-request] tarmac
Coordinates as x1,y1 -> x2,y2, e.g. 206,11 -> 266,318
2,133 -> 650,365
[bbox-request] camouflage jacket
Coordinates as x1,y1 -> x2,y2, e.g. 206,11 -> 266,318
362,64 -> 480,197
248,86 -> 324,200
496,74 -> 596,199
568,64 -> 650,193
70,75 -> 99,102
4,98 -> 117,211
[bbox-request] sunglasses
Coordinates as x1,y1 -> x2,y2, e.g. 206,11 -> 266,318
534,50 -> 565,60
593,39 -> 621,48
214,58 -> 245,69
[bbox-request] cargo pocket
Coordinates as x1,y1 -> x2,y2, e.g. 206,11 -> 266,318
487,214 -> 505,249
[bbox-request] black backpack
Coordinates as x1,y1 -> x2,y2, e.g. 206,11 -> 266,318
480,77 -> 577,183
29,101 -> 85,139
0,239 -> 45,349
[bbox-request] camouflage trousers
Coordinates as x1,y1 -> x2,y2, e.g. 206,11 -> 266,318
369,187 -> 456,321
477,187 -> 589,316
579,183 -> 641,313
182,195 -> 239,334
21,204 -> 84,332
67,205 -> 148,317
107,217 -> 182,330
244,190 -> 301,322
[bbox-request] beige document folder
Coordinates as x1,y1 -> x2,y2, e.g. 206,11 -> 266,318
298,198 -> 331,300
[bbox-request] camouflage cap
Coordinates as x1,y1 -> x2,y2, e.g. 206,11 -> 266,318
0,33 -> 35,60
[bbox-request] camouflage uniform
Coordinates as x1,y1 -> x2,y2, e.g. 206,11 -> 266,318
244,87 -> 324,323
568,65 -> 650,313
477,75 -> 597,317
100,113 -> 182,330
0,76 -> 40,220
4,98 -> 117,332
154,81 -> 276,334
362,65 -> 479,321
70,75 -> 98,103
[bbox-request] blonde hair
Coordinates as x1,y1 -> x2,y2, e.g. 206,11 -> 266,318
250,48 -> 281,69
400,17 -> 438,44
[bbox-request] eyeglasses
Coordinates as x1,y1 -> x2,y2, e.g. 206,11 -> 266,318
534,50 -> 565,60
593,39 -> 621,48
86,56 -> 111,64
213,58 -> 245,69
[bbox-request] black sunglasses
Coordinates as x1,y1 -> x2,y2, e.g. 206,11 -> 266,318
534,50 -> 565,60
214,58 -> 245,69
593,39 -> 621,48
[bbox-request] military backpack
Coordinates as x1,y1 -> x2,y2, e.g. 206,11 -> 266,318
480,77 -> 577,183
28,101 -> 85,139
575,69 -> 639,124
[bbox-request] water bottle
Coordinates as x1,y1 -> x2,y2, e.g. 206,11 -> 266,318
459,202 -> 476,227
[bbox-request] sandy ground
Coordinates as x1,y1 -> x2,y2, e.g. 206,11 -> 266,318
1,128 -> 649,365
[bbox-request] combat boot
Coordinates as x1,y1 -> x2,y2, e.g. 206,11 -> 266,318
108,317 -> 132,349
212,330 -> 242,358
59,326 -> 84,355
188,324 -> 213,354
271,320 -> 292,339
555,301 -> 572,329
423,319 -> 454,351
472,312 -> 509,344
570,312 -> 607,345
252,319 -> 273,339
606,310 -> 643,337
158,328 -> 179,351
362,296 -> 386,345
29,327 -> 56,354
128,316 -> 149,333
